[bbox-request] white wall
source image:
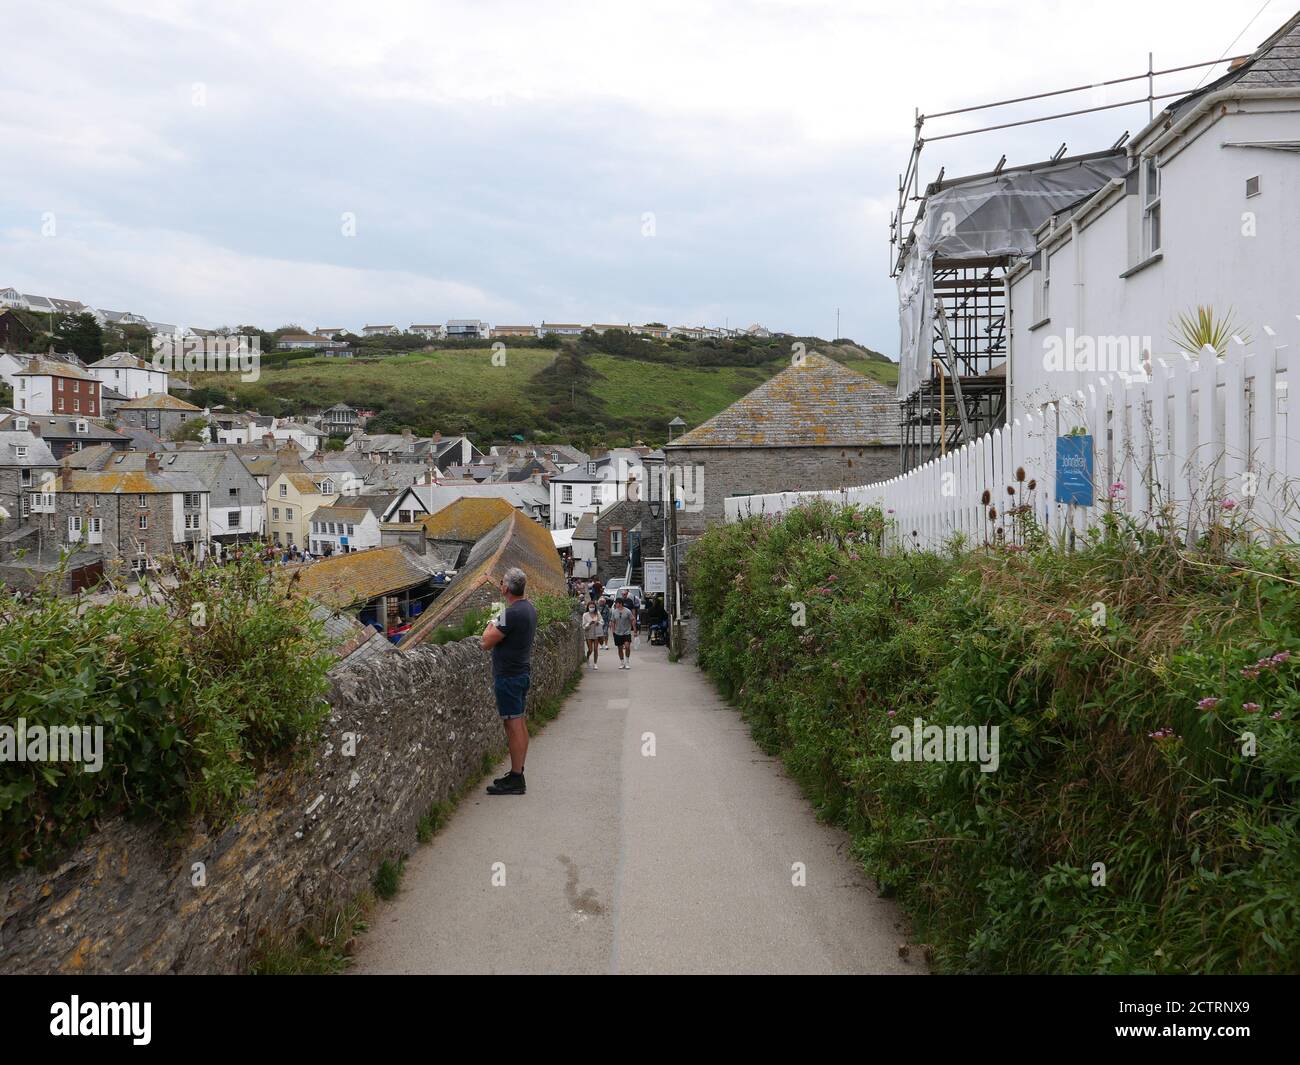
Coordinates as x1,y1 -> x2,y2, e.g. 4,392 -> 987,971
1010,98 -> 1300,422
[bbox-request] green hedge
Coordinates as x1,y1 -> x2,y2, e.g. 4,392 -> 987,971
689,501 -> 1300,973
0,556 -> 332,871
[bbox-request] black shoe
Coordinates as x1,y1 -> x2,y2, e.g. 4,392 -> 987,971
486,773 -> 526,795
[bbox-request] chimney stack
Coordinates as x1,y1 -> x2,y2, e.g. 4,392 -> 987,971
145,452 -> 160,473
433,430 -> 441,443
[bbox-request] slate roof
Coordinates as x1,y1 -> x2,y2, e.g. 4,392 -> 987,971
117,393 -> 202,411
400,510 -> 566,647
665,353 -> 900,449
1172,12 -> 1300,117
15,357 -> 97,381
309,504 -> 374,523
89,352 -> 164,371
0,414 -> 127,442
290,545 -> 442,609
0,430 -> 57,467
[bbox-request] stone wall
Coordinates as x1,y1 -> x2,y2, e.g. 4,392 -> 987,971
0,618 -> 583,974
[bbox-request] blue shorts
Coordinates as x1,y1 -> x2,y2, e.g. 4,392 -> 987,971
493,673 -> 531,720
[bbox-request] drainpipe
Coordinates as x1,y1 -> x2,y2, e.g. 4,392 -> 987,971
1073,219 -> 1084,350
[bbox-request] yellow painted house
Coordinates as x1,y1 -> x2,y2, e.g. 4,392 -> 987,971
266,469 -> 339,547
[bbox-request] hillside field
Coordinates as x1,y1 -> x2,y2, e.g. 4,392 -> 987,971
190,337 -> 898,448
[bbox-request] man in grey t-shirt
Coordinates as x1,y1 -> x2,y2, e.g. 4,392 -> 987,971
480,567 -> 537,795
610,598 -> 637,670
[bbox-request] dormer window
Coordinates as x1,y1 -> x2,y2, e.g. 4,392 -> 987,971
15,446 -> 28,460
14,417 -> 27,431
75,420 -> 88,434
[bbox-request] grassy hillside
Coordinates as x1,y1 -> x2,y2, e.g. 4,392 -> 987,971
190,333 -> 897,449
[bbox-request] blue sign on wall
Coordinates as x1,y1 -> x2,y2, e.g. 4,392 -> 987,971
1055,435 -> 1094,506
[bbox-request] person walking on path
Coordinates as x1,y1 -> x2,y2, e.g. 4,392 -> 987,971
582,601 -> 604,669
480,567 -> 538,796
618,588 -> 640,663
610,596 -> 637,669
599,596 -> 612,648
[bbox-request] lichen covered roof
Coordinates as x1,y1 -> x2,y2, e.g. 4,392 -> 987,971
665,353 -> 900,448
400,511 -> 566,647
290,545 -> 440,609
117,393 -> 202,411
418,496 -> 517,542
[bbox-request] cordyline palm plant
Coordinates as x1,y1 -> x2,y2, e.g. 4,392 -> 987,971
1170,305 -> 1252,357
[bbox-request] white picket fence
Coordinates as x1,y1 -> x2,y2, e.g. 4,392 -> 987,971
724,345 -> 1300,549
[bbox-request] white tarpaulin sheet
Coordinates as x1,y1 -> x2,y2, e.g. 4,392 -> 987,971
896,153 -> 1129,398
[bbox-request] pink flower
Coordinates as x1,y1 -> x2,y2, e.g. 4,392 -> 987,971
1110,481 -> 1127,492
887,710 -> 897,718
1270,711 -> 1283,720
1197,697 -> 1220,710
1148,727 -> 1177,740
1272,651 -> 1291,664
1242,667 -> 1261,680
1242,702 -> 1260,714
1221,498 -> 1237,511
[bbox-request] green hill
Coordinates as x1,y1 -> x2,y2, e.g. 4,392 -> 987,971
189,332 -> 897,450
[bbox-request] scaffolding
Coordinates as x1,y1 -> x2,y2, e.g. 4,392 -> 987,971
889,51 -> 1249,473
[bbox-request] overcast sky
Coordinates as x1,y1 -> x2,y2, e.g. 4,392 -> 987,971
0,0 -> 1285,351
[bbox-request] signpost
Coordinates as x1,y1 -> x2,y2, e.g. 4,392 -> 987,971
644,559 -> 667,594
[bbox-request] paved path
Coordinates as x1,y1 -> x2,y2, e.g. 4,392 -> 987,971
350,642 -> 920,975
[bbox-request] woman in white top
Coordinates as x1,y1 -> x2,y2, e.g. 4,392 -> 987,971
582,602 -> 604,669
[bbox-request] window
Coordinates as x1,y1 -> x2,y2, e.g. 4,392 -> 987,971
57,378 -> 64,391
398,509 -> 412,523
228,510 -> 241,528
88,517 -> 101,534
279,483 -> 287,497
139,514 -> 148,530
15,446 -> 27,460
20,469 -> 31,486
73,399 -> 79,413
137,494 -> 147,507
285,507 -> 293,520
1143,157 -> 1161,256
183,493 -> 201,508
610,529 -> 624,556
68,515 -> 82,537
320,479 -> 334,493
229,487 -> 238,497
1246,175 -> 1261,198
14,417 -> 26,431
184,513 -> 201,531
347,524 -> 355,536
75,420 -> 88,434
561,484 -> 573,504
272,507 -> 280,520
